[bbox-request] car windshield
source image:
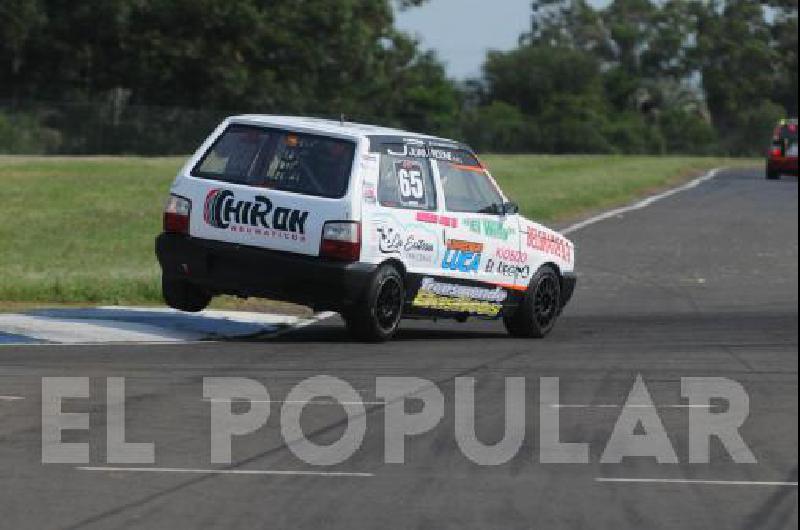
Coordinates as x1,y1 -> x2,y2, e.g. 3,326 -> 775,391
192,124 -> 355,198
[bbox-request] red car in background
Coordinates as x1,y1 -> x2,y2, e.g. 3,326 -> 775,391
766,118 -> 798,180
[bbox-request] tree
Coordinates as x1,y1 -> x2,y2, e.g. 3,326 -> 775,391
460,101 -> 535,153
0,0 -> 468,152
0,0 -> 45,100
475,1 -> 686,153
768,0 -> 798,116
483,45 -> 603,116
469,0 -> 797,154
694,0 -> 796,152
478,44 -> 618,153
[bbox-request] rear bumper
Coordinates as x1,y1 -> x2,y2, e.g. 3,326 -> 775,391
560,272 -> 577,309
155,233 -> 376,310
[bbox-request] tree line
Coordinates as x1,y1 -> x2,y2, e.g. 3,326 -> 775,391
0,0 -> 796,155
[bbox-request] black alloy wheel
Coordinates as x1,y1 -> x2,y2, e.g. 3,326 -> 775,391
343,264 -> 405,342
503,265 -> 562,338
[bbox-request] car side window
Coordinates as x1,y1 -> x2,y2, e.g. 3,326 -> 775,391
378,148 -> 437,211
437,155 -> 504,214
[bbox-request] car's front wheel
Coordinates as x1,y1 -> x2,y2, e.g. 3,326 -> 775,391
342,264 -> 405,342
503,265 -> 561,338
162,276 -> 212,312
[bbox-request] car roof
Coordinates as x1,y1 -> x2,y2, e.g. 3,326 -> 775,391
229,114 -> 466,149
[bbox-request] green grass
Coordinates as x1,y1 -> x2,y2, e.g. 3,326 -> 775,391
0,154 -> 757,305
0,156 -> 183,305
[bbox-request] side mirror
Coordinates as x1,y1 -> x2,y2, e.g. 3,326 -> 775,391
502,201 -> 519,215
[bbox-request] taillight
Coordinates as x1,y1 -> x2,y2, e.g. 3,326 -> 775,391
770,147 -> 783,158
320,221 -> 361,261
163,194 -> 191,234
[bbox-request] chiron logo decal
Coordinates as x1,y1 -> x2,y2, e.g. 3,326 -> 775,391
204,189 -> 309,238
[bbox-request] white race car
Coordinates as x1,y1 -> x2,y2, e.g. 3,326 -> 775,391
156,116 -> 576,341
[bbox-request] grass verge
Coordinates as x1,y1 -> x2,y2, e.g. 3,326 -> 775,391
0,154 -> 757,306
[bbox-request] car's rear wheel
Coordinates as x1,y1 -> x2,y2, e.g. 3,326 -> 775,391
162,276 -> 212,312
503,265 -> 561,338
342,264 -> 404,342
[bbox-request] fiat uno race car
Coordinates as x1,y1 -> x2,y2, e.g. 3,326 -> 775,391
156,116 -> 576,341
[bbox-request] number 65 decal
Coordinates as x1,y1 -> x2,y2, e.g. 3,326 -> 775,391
398,166 -> 426,202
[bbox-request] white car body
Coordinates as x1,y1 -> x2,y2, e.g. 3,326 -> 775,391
157,115 -> 576,335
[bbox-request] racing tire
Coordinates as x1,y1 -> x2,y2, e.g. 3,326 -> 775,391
342,264 -> 405,342
162,276 -> 212,313
503,265 -> 561,339
766,168 -> 780,180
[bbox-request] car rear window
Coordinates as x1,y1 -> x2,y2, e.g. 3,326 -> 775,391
192,124 -> 356,198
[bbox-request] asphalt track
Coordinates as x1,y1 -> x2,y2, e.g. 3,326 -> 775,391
0,167 -> 797,530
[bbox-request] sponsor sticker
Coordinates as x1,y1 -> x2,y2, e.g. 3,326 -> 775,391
415,211 -> 458,228
204,189 -> 308,241
526,227 -> 572,263
402,234 -> 437,265
441,240 -> 483,273
484,259 -> 530,279
395,160 -> 427,207
411,277 -> 507,316
384,144 -> 463,163
495,247 -> 527,263
376,224 -> 403,254
363,183 -> 377,204
374,218 -> 439,266
464,218 -> 515,241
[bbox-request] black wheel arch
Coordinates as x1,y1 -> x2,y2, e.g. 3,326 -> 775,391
380,258 -> 407,278
528,262 -> 563,293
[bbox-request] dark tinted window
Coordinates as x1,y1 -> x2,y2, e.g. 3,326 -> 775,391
192,124 -> 355,198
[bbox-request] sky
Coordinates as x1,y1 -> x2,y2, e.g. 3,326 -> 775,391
394,0 -> 608,79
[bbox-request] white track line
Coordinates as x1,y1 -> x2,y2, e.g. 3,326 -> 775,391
76,466 -> 373,477
596,477 -> 798,487
0,340 -> 211,347
0,395 -> 25,401
0,311 -> 336,347
550,404 -> 712,409
265,311 -> 336,339
562,168 -> 721,235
